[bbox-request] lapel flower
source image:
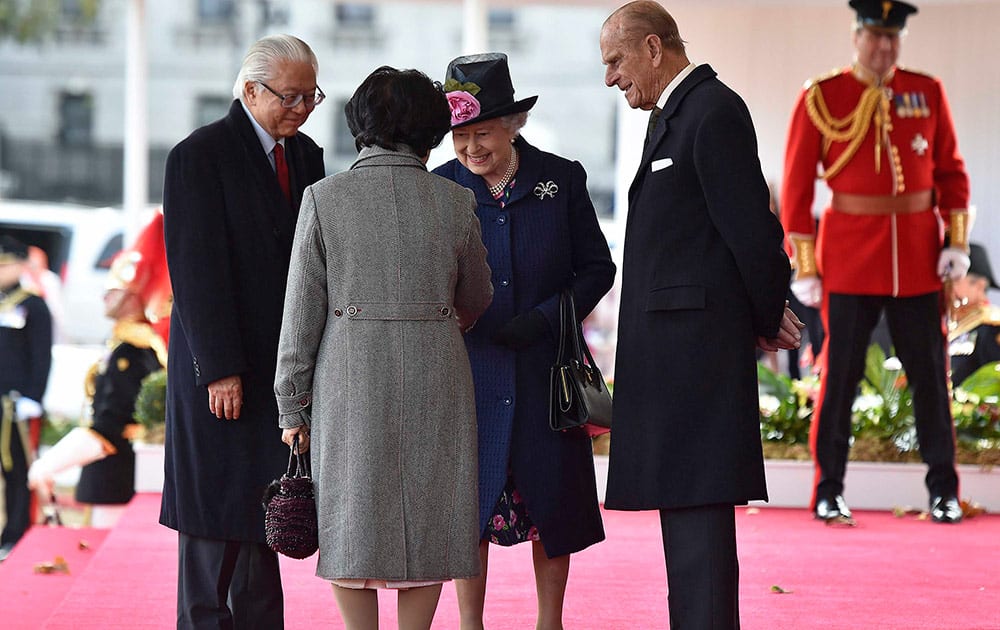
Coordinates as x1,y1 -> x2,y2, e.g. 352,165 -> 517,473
534,181 -> 559,200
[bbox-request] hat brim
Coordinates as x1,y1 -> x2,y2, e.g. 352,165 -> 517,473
451,95 -> 538,129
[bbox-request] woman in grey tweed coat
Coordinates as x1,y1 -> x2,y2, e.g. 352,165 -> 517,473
273,67 -> 492,629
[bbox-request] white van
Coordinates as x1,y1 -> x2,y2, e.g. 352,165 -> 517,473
0,199 -> 128,344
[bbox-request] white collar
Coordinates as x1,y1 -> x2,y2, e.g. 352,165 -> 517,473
656,62 -> 698,110
240,100 -> 284,155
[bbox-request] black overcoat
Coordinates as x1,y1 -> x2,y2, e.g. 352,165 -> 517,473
605,65 -> 791,510
160,100 -> 324,542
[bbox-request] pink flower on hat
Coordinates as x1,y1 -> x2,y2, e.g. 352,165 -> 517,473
447,91 -> 481,126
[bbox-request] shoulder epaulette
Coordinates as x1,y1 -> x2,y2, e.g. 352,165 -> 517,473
895,65 -> 937,80
803,67 -> 844,90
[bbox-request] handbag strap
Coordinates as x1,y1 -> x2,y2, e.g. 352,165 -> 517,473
287,434 -> 311,479
557,288 -> 600,370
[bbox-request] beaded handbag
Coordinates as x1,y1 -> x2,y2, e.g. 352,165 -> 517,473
262,435 -> 318,559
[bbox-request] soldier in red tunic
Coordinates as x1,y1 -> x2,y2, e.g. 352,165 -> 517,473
780,0 -> 970,524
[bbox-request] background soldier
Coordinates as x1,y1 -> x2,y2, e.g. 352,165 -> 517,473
0,235 -> 53,560
781,0 -> 970,524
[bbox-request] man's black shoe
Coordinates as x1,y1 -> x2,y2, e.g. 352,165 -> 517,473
930,495 -> 963,523
815,494 -> 852,521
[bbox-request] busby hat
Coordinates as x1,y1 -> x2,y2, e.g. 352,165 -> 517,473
0,235 -> 29,264
107,212 -> 173,342
968,243 -> 999,290
443,52 -> 537,128
850,0 -> 918,32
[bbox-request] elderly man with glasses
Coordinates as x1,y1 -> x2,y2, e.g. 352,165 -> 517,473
160,34 -> 325,629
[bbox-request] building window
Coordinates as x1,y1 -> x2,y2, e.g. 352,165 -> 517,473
196,95 -> 231,128
58,92 -> 93,147
199,0 -> 235,22
334,98 -> 356,157
488,9 -> 516,30
335,4 -> 375,28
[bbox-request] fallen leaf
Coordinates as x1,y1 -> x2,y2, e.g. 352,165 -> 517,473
33,555 -> 70,575
771,585 -> 793,594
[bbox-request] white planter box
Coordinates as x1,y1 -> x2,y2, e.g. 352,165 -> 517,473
134,442 -> 165,493
593,455 -> 1000,511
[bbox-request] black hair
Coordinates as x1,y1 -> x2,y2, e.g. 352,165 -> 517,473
345,66 -> 451,157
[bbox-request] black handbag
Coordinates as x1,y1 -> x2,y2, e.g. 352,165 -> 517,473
549,289 -> 613,437
262,435 -> 318,559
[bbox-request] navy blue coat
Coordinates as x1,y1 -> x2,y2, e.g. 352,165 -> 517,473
434,137 -> 615,557
160,100 -> 324,542
606,65 -> 791,510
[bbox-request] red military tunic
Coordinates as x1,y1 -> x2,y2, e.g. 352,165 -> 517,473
781,65 -> 969,297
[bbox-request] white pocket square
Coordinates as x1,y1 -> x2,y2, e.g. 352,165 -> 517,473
651,157 -> 674,172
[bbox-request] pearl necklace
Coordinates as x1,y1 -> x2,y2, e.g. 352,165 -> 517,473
488,146 -> 519,198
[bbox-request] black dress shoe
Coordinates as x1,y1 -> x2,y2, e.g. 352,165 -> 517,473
930,495 -> 963,523
815,494 -> 853,521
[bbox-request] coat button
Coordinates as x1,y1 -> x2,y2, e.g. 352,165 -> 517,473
334,309 -> 343,317
497,214 -> 507,225
347,305 -> 358,316
440,306 -> 451,316
499,278 -> 510,287
503,397 -> 512,406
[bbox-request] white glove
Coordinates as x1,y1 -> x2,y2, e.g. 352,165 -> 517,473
28,427 -> 109,491
791,277 -> 823,308
937,247 -> 971,281
15,397 -> 43,421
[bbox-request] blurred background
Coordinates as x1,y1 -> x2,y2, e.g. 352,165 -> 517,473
1,0 -> 998,421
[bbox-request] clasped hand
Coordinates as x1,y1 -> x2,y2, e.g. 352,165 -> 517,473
757,303 -> 805,352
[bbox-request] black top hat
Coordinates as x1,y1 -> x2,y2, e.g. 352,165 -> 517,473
0,235 -> 29,264
443,53 -> 537,128
968,243 -> 999,290
849,0 -> 918,31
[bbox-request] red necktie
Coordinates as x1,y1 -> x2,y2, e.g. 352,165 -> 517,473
274,143 -> 291,203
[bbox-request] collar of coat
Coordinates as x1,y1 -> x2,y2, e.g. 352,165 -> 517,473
643,64 -> 718,160
351,145 -> 428,171
449,135 -> 544,208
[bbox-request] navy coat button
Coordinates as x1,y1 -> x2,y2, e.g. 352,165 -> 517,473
503,397 -> 512,406
499,279 -> 510,287
497,215 -> 507,225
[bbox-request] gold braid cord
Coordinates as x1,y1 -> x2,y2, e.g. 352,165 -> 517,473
805,83 -> 887,180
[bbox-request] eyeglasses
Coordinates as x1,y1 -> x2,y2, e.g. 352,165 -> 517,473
258,82 -> 326,109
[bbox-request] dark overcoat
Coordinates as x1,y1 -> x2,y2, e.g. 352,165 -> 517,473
160,100 -> 325,542
434,137 -> 615,557
605,65 -> 790,511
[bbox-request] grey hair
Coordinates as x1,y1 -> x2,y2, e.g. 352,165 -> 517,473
499,112 -> 529,136
232,34 -> 318,102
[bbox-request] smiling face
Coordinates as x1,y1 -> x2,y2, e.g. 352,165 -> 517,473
853,26 -> 901,78
451,118 -> 518,184
244,59 -> 318,140
600,18 -> 662,111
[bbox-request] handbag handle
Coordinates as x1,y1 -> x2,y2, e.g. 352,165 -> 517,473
287,434 -> 311,479
555,289 -> 601,373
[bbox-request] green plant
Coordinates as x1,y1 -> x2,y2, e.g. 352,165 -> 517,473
133,368 -> 167,431
852,344 -> 916,449
757,363 -> 814,445
758,349 -> 1000,464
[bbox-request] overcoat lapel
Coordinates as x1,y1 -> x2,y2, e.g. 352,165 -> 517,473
223,101 -> 295,234
628,64 -> 718,202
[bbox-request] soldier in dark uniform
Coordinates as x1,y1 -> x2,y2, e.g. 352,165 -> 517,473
781,0 -> 970,524
949,243 -> 1000,386
29,213 -> 170,527
0,235 -> 53,561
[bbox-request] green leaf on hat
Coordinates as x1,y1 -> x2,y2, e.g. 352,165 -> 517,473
443,78 -> 481,95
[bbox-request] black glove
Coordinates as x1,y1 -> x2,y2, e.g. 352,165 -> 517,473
492,309 -> 549,350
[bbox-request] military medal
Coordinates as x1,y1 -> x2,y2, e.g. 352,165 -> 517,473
911,133 -> 928,156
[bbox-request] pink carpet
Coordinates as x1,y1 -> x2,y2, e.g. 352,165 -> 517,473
1,493 -> 997,629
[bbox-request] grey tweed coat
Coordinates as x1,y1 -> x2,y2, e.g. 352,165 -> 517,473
274,146 -> 493,582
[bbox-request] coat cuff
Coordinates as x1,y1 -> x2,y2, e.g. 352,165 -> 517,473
276,392 -> 312,416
